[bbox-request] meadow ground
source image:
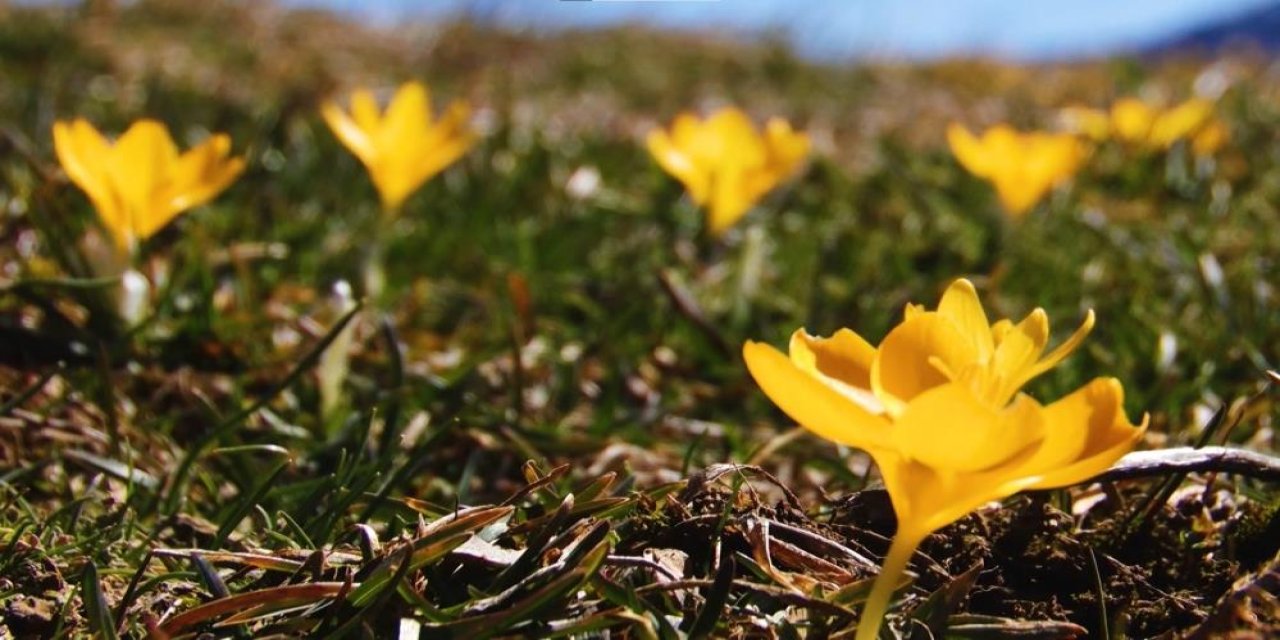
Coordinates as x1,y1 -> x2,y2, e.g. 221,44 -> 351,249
1,1 -> 1279,637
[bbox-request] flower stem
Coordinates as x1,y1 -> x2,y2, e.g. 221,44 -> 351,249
362,207 -> 397,305
856,528 -> 925,640
361,240 -> 385,304
730,223 -> 766,330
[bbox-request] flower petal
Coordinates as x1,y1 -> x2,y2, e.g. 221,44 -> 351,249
322,101 -> 376,166
1111,98 -> 1155,143
1059,106 -> 1111,141
383,82 -> 430,140
107,119 -> 179,240
54,119 -> 127,248
707,167 -> 753,235
878,439 -> 1043,536
669,112 -> 701,149
763,117 -> 810,177
789,327 -> 876,391
1192,119 -> 1228,156
937,279 -> 994,361
990,318 -> 1014,346
743,341 -> 893,453
704,107 -> 764,165
1150,98 -> 1212,148
1014,309 -> 1095,389
149,134 -> 245,237
892,382 -> 1044,473
871,312 -> 978,416
903,302 -> 926,321
1026,377 -> 1147,489
406,100 -> 474,190
990,308 -> 1049,403
350,89 -> 383,134
993,176 -> 1047,217
947,123 -> 990,177
647,128 -> 707,203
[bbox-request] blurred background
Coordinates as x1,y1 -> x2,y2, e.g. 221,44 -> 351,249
12,0 -> 1280,60
284,0 -> 1280,61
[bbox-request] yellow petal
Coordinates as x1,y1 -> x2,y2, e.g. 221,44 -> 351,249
107,119 -> 179,240
668,112 -> 701,149
1015,309 -> 1095,389
149,134 -> 245,238
647,128 -> 707,203
879,423 -> 1049,539
705,107 -> 764,161
1059,106 -> 1111,141
367,84 -> 431,206
763,117 -> 810,177
707,167 -> 753,235
350,89 -> 382,133
54,119 -> 128,248
892,383 -> 1044,473
1150,98 -> 1213,148
946,123 -> 990,177
382,82 -> 431,142
53,120 -> 110,205
789,327 -> 876,391
1111,98 -> 1155,143
743,341 -> 893,452
405,100 -> 474,191
871,312 -> 978,415
989,308 -> 1049,402
1024,133 -> 1084,188
903,302 -> 926,321
993,177 -> 1045,217
1026,377 -> 1146,488
990,318 -> 1015,346
322,101 -> 376,165
936,279 -> 994,361
1192,120 -> 1228,156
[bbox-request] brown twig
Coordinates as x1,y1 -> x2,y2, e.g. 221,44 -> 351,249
1097,446 -> 1280,483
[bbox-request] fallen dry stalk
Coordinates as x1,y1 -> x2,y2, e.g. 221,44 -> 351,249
1099,446 -> 1280,483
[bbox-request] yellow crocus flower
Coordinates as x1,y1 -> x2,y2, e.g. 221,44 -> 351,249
1146,98 -> 1215,148
1192,119 -> 1230,157
647,107 -> 809,236
1058,106 -> 1112,142
1109,98 -> 1159,144
322,81 -> 475,213
53,118 -> 245,253
1068,97 -> 1226,154
947,124 -> 1087,217
743,279 -> 1146,640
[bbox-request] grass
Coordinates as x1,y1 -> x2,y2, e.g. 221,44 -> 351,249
1,0 -> 1280,637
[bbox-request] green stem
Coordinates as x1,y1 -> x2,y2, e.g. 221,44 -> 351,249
362,206 -> 397,305
361,241 -> 385,304
856,528 -> 925,640
730,222 -> 766,330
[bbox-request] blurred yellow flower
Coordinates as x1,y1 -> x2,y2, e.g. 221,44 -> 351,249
1063,97 -> 1227,154
53,118 -> 245,253
1191,119 -> 1230,157
647,107 -> 809,236
947,124 -> 1086,217
1058,106 -> 1112,142
743,278 -> 1145,640
323,81 -> 475,212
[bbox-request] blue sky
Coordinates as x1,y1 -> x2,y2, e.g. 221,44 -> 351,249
277,0 -> 1278,61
